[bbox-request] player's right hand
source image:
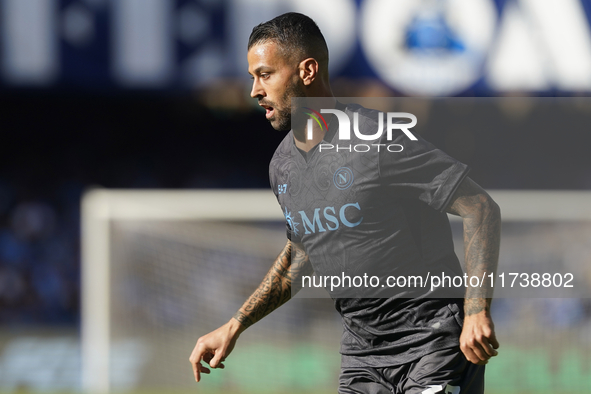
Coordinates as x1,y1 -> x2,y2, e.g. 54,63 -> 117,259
189,318 -> 244,382
460,310 -> 499,365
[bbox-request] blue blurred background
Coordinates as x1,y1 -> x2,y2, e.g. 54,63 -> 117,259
1,1 -> 591,391
3,0 -> 591,329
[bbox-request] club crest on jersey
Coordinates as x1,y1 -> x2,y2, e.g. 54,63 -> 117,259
334,167 -> 354,190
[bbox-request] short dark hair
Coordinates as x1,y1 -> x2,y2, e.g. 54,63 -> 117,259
248,12 -> 329,67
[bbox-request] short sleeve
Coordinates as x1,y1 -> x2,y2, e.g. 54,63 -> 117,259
269,160 -> 293,241
378,133 -> 470,211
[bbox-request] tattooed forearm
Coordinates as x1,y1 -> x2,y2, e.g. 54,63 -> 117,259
447,178 -> 501,316
464,297 -> 494,315
232,240 -> 313,330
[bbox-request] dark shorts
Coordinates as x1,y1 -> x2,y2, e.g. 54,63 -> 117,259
338,347 -> 485,394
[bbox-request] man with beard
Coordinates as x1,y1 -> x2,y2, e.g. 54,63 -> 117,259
189,12 -> 501,394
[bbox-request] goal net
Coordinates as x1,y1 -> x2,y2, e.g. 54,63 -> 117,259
82,189 -> 591,394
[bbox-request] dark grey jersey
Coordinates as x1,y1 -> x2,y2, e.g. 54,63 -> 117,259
269,103 -> 469,367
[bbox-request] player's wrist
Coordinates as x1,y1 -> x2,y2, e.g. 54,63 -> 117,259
228,316 -> 248,336
463,297 -> 492,317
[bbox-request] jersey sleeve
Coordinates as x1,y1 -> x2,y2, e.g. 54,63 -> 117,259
269,156 -> 293,241
378,133 -> 470,212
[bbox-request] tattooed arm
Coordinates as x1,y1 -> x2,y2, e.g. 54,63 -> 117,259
232,239 -> 313,329
446,177 -> 501,365
189,240 -> 312,382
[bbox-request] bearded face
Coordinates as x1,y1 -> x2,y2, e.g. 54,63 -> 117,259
248,42 -> 307,132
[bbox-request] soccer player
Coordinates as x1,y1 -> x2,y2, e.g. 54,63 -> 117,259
189,12 -> 501,394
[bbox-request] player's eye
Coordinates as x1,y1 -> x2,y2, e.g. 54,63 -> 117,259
261,73 -> 270,79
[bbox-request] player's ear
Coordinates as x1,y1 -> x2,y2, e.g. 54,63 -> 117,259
299,58 -> 319,86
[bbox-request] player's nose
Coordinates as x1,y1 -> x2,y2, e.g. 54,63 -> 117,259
250,79 -> 264,99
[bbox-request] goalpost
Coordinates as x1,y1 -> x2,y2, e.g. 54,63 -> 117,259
81,190 -> 284,394
81,189 -> 591,394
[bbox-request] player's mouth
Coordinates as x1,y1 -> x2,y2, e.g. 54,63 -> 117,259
259,102 -> 275,119
263,106 -> 274,119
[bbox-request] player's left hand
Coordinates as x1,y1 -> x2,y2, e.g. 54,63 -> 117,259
460,310 -> 499,365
